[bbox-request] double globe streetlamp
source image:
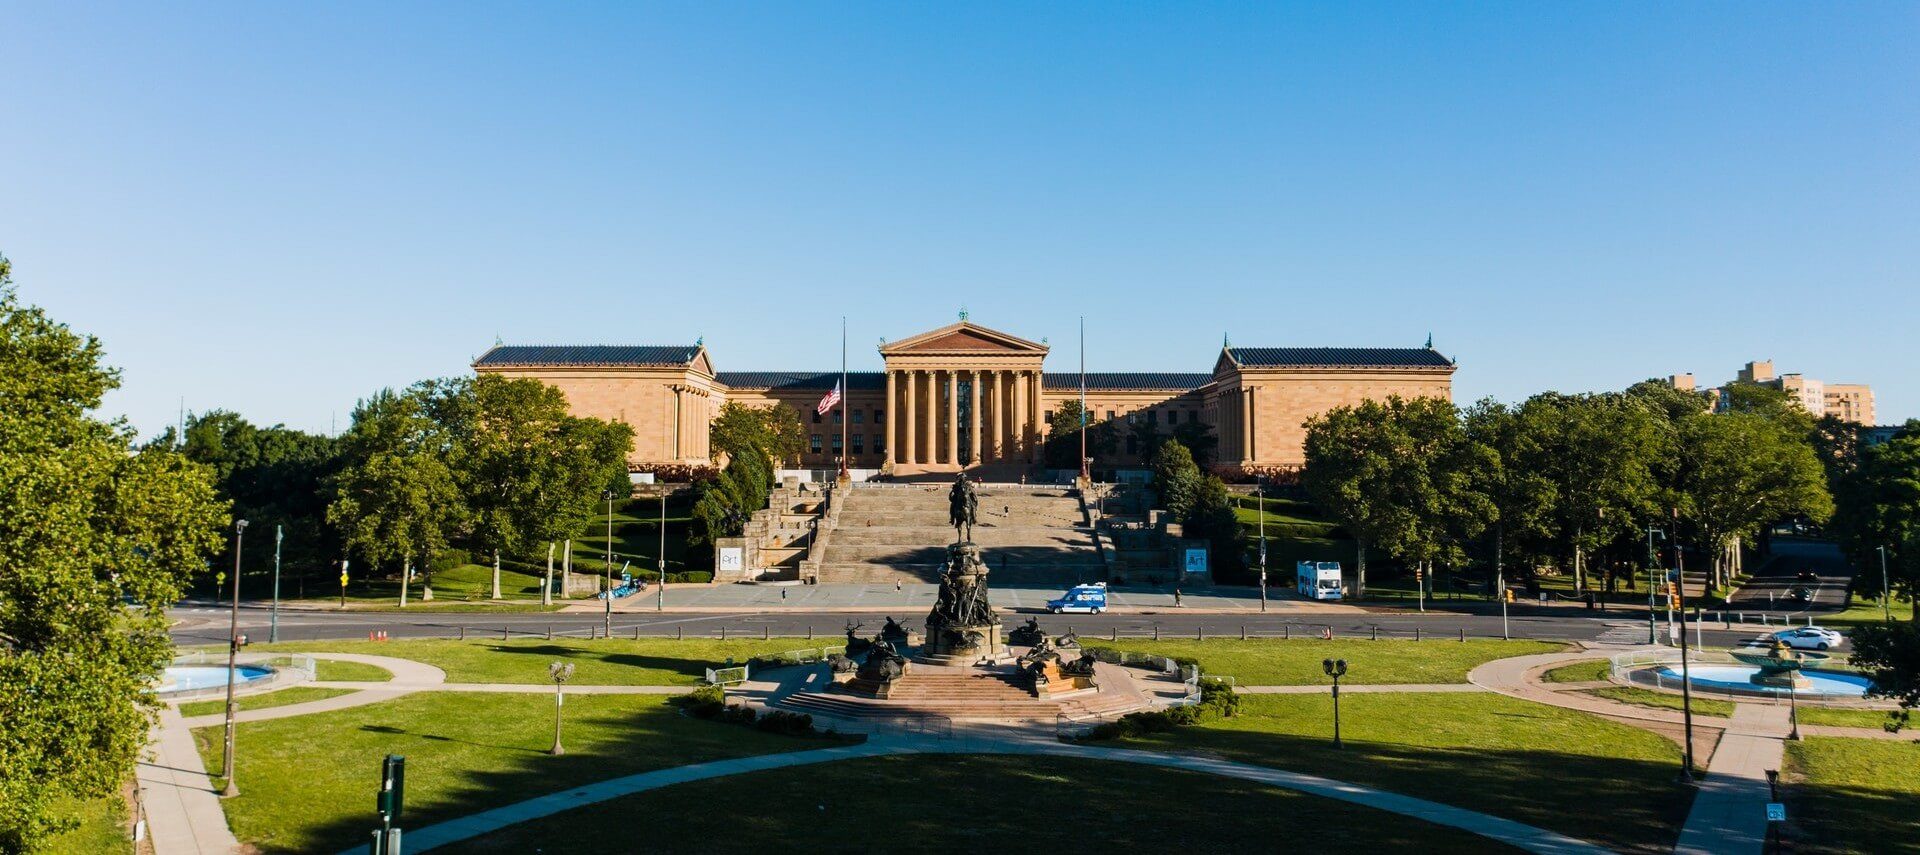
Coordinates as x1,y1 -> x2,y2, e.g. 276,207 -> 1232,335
1322,658 -> 1348,750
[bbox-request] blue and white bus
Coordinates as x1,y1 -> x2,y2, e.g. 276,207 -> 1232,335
1296,562 -> 1344,601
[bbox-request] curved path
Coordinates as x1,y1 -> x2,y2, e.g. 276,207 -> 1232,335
373,732 -> 1609,855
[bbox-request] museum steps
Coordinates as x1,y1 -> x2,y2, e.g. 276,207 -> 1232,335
775,671 -> 1143,721
811,486 -> 1105,585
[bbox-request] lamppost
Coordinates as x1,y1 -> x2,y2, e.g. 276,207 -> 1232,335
1787,678 -> 1801,741
604,490 -> 615,637
657,491 -> 667,612
1675,577 -> 1696,783
269,524 -> 283,643
1322,658 -> 1347,749
1880,546 -> 1892,623
1645,526 -> 1665,645
548,662 -> 575,755
1257,476 -> 1268,613
221,518 -> 248,798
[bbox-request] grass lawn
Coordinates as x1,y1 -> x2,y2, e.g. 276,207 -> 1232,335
1795,706 -> 1908,730
316,659 -> 393,682
194,691 -> 845,853
1785,737 -> 1920,854
45,794 -> 128,855
1120,692 -> 1694,852
1094,638 -> 1564,685
178,686 -> 358,717
1582,686 -> 1736,718
1812,596 -> 1915,629
254,638 -> 832,685
442,754 -> 1518,854
1543,660 -> 1611,683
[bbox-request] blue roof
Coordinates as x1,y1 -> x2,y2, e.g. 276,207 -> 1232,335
474,345 -> 701,367
716,372 -> 885,391
1043,372 -> 1213,391
1226,347 -> 1453,369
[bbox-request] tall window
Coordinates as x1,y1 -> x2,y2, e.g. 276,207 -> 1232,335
831,434 -> 843,453
875,409 -> 886,425
851,434 -> 864,454
852,409 -> 864,424
812,410 -> 822,424
809,434 -> 822,454
874,434 -> 886,455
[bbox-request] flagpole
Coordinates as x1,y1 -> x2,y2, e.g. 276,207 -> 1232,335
839,316 -> 849,480
1079,316 -> 1088,483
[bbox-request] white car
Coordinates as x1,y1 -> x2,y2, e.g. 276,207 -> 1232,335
1772,627 -> 1845,651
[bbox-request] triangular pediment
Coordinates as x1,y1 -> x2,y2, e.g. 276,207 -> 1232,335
690,348 -> 715,377
880,321 -> 1049,355
1212,349 -> 1239,378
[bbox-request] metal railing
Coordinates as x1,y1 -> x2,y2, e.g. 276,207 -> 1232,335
703,664 -> 751,686
171,651 -> 317,681
873,713 -> 953,739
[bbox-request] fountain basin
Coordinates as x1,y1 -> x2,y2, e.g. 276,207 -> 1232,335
1652,664 -> 1870,698
155,665 -> 274,697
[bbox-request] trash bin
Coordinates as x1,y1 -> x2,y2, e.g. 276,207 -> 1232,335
1584,594 -> 1594,610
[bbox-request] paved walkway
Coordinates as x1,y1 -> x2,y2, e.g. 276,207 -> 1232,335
567,581 -> 1365,614
1674,704 -> 1790,855
1239,682 -> 1487,694
137,706 -> 241,855
378,731 -> 1610,855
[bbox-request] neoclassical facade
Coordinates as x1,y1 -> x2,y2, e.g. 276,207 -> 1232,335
472,321 -> 1455,475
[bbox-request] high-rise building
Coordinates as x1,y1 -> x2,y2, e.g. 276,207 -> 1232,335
1673,360 -> 1875,425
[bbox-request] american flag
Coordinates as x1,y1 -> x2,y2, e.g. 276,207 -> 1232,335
815,380 -> 842,416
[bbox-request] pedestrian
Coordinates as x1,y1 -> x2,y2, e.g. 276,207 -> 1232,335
1174,587 -> 1183,608
895,579 -> 902,592
781,587 -> 788,601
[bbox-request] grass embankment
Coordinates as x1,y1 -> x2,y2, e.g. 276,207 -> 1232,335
195,692 -> 844,853
179,687 -> 358,717
1582,686 -> 1736,718
1812,597 -> 1916,629
45,794 -> 128,855
316,659 -> 393,682
1096,638 -> 1564,685
1542,660 -> 1611,683
1120,692 -> 1694,852
254,638 -> 829,685
1795,707 -> 1908,730
1785,737 -> 1920,854
443,754 -> 1517,853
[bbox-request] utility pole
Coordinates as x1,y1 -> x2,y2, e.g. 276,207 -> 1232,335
657,491 -> 667,612
1881,546 -> 1892,623
1078,316 -> 1089,483
221,519 -> 248,798
1646,526 -> 1664,646
1257,477 -> 1268,613
1675,575 -> 1696,783
604,490 -> 615,637
1497,524 -> 1509,640
269,524 -> 283,643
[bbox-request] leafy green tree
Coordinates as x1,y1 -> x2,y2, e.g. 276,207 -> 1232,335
1720,380 -> 1817,435
1463,399 -> 1559,586
1151,440 -> 1202,521
1304,398 -> 1415,599
1830,425 -> 1920,614
1385,396 -> 1495,595
1184,474 -> 1246,581
1531,394 -> 1667,594
160,410 -> 342,593
689,444 -> 770,549
427,375 -> 633,598
1675,411 -> 1832,590
710,401 -> 804,465
1849,621 -> 1920,730
1126,418 -> 1163,462
0,259 -> 226,849
1044,400 -> 1116,470
326,388 -> 466,605
1170,419 -> 1219,466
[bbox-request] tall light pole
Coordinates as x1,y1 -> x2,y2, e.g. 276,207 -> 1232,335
1322,658 -> 1347,749
1497,523 -> 1509,641
604,490 -> 615,637
656,491 -> 666,612
1078,316 -> 1089,483
269,524 -> 283,643
1880,546 -> 1892,622
221,518 -> 248,798
548,662 -> 575,755
1257,476 -> 1268,613
1675,573 -> 1696,783
1646,526 -> 1664,645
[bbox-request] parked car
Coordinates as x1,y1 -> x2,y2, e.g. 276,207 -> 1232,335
1772,626 -> 1845,651
1047,583 -> 1108,614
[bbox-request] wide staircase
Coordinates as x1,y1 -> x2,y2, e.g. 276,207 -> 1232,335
813,485 -> 1105,585
777,668 -> 1143,721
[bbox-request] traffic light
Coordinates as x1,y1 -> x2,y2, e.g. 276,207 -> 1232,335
1504,589 -> 1515,603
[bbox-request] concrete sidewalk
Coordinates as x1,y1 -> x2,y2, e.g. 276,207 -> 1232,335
1675,704 -> 1790,855
137,707 -> 240,855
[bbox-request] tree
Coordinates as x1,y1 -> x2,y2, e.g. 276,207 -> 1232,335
0,258 -> 226,849
689,444 -> 770,550
427,375 -> 633,599
1463,399 -> 1559,587
1675,411 -> 1833,590
1150,441 -> 1201,521
1170,419 -> 1219,466
1830,426 -> 1920,614
1304,399 -> 1413,599
161,411 -> 342,593
1531,394 -> 1666,594
1184,475 -> 1247,581
1385,396 -> 1495,595
1849,621 -> 1920,730
326,388 -> 466,605
1126,418 -> 1163,462
710,401 -> 804,465
1044,400 -> 1117,470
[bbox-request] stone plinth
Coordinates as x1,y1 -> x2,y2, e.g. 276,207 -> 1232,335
922,542 -> 1005,665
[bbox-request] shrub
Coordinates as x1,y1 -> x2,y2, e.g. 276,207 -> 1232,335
717,703 -> 757,725
428,548 -> 473,574
755,709 -> 815,736
672,685 -> 726,718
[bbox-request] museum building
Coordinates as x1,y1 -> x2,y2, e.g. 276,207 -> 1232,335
471,321 -> 1455,476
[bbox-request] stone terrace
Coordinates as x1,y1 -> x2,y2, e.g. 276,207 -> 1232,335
813,485 -> 1105,585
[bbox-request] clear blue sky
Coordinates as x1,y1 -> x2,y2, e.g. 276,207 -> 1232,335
4,3 -> 1916,437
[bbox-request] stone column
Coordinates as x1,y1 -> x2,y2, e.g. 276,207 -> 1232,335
903,370 -> 918,465
1242,387 -> 1254,465
968,370 -> 982,465
1245,387 -> 1256,463
1028,371 -> 1044,464
885,371 -> 897,467
1010,371 -> 1025,465
991,371 -> 1006,462
946,370 -> 959,466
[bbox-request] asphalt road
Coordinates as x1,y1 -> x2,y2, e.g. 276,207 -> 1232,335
1725,537 -> 1854,611
170,601 -> 1785,650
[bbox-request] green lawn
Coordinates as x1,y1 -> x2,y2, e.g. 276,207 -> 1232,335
1785,737 -> 1920,854
254,638 -> 831,685
1542,659 -> 1611,683
1120,692 -> 1693,852
316,659 -> 393,682
194,691 -> 845,853
178,686 -> 358,717
1795,706 -> 1908,730
1811,596 -> 1916,629
442,754 -> 1517,854
45,794 -> 128,855
1582,686 -> 1736,718
1095,638 -> 1565,685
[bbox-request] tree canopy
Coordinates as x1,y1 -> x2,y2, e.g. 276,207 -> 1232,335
0,258 -> 226,849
